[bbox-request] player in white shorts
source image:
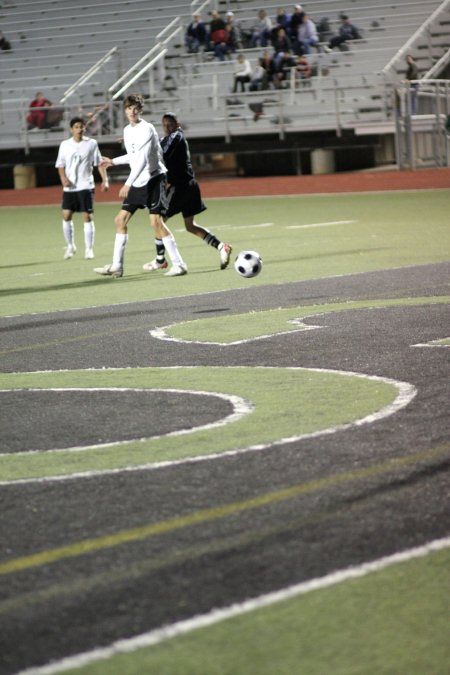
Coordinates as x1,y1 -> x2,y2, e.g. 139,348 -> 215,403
94,93 -> 187,278
55,116 -> 109,260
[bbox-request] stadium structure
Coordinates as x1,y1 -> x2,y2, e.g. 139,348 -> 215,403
0,0 -> 449,188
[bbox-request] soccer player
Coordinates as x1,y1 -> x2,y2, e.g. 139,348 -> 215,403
55,117 -> 109,260
94,94 -> 187,278
143,112 -> 232,273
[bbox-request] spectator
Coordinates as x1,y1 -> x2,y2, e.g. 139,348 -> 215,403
185,13 -> 208,53
251,50 -> 277,90
212,23 -> 235,61
295,54 -> 311,84
271,26 -> 292,66
250,9 -> 272,48
289,4 -> 305,42
404,54 -> 420,114
317,17 -> 333,43
249,57 -> 267,91
232,53 -> 252,92
225,11 -> 244,49
298,14 -> 319,54
274,7 -> 291,31
26,92 -> 52,130
323,15 -> 362,52
273,50 -> 296,88
208,10 -> 230,60
0,31 -> 11,51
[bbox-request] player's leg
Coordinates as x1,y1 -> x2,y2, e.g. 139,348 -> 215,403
146,175 -> 187,277
81,190 -> 95,259
94,186 -> 145,277
62,199 -> 76,259
183,181 -> 233,269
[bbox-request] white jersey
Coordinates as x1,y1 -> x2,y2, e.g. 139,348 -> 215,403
111,118 -> 166,188
55,136 -> 101,192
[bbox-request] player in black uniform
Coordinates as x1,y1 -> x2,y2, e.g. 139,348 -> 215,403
142,112 -> 232,272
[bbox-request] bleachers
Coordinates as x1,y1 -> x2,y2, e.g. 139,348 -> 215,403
0,0 -> 448,149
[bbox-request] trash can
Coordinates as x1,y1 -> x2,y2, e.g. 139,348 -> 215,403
13,165 -> 36,189
311,149 -> 335,175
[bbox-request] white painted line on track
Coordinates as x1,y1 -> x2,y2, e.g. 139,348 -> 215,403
0,388 -> 253,459
14,535 -> 450,675
286,220 -> 356,229
0,368 -> 416,485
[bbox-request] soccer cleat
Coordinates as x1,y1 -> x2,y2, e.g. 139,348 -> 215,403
85,248 -> 95,260
218,242 -> 232,270
142,258 -> 168,271
64,243 -> 76,259
164,263 -> 188,277
93,264 -> 123,278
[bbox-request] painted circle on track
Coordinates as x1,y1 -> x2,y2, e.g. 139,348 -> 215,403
0,388 -> 233,453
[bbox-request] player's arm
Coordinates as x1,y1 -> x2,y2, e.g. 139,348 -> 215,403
57,166 -> 72,188
98,164 -> 109,192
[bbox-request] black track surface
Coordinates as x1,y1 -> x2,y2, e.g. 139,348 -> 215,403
1,262 -> 450,674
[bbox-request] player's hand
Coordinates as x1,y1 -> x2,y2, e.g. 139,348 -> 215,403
62,177 -> 72,188
100,156 -> 113,168
100,181 -> 110,192
119,184 -> 129,199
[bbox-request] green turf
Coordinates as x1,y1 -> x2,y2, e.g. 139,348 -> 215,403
62,545 -> 450,675
1,190 -> 449,317
0,365 -> 398,481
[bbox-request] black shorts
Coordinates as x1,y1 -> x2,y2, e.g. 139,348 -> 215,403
166,179 -> 206,219
62,189 -> 94,213
121,174 -> 169,215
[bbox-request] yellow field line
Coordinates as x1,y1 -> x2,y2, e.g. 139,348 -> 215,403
1,443 -> 449,577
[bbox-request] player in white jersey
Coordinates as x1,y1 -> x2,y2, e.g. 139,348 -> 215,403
55,117 -> 109,260
94,93 -> 187,278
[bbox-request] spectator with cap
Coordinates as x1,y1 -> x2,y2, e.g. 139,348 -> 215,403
289,4 -> 305,42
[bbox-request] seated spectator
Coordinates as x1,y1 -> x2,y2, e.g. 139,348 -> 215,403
298,14 -> 319,54
317,17 -> 333,43
26,92 -> 52,130
185,13 -> 208,53
288,4 -> 305,42
295,54 -> 311,84
225,11 -> 244,49
274,7 -> 291,31
211,23 -> 235,61
0,31 -> 11,51
273,50 -> 296,88
208,9 -> 225,46
232,53 -> 252,92
251,50 -> 277,90
271,26 -> 292,61
250,9 -> 273,48
323,15 -> 362,52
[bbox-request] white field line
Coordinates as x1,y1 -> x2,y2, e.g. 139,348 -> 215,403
15,535 -> 450,675
0,388 -> 253,459
0,368 -> 416,485
286,220 -> 356,229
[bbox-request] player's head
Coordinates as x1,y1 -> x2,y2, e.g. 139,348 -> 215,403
162,112 -> 180,135
123,94 -> 144,112
69,116 -> 85,129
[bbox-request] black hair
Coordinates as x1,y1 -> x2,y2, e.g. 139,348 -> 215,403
69,116 -> 85,127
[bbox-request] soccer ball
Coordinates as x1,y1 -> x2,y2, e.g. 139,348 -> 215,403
234,250 -> 263,278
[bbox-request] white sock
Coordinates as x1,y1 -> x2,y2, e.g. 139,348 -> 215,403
162,234 -> 184,266
112,233 -> 127,269
84,221 -> 95,250
62,220 -> 74,245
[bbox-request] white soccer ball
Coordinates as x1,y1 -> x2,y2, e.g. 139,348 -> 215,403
234,250 -> 263,278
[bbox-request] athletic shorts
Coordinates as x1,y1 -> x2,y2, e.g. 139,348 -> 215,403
166,179 -> 206,219
121,174 -> 169,215
62,189 -> 94,213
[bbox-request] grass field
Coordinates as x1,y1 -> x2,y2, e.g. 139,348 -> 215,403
1,189 -> 449,317
1,189 -> 449,675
